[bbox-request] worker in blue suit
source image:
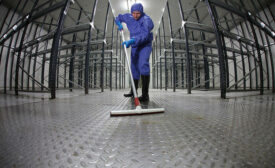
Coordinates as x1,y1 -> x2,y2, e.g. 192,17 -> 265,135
115,3 -> 154,102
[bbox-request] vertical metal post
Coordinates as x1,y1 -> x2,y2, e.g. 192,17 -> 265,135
205,0 -> 226,98
119,35 -> 122,89
210,48 -> 215,88
184,25 -> 191,94
154,36 -> 158,89
262,1 -> 275,91
0,8 -> 11,64
178,0 -> 186,90
21,24 -> 33,90
3,0 -> 22,93
233,52 -> 238,89
249,21 -> 264,94
4,34 -> 15,93
190,32 -> 194,88
42,18 -> 54,90
115,28 -> 118,90
78,32 -> 87,86
166,1 -> 175,91
194,8 -> 209,89
211,5 -> 229,90
239,23 -> 251,90
221,33 -> 229,88
56,58 -> 60,88
69,9 -> 82,91
252,46 -> 259,89
85,0 -> 98,94
251,0 -> 270,90
162,17 -> 167,90
78,30 -> 86,87
64,49 -> 68,88
100,2 -> 109,92
201,33 -> 209,89
253,0 -> 274,91
152,41 -> 155,88
223,15 -> 238,90
15,0 -> 39,95
123,48 -> 125,89
239,40 -> 246,90
27,25 -> 38,91
32,14 -> 48,91
31,25 -> 40,91
159,27 -> 162,89
181,59 -> 184,88
191,32 -> 198,87
172,40 -> 175,91
49,0 -> 71,98
110,18 -> 114,91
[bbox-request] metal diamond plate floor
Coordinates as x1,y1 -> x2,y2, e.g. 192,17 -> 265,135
0,89 -> 274,168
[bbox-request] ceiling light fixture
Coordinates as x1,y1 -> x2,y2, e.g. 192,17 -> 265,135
181,20 -> 186,29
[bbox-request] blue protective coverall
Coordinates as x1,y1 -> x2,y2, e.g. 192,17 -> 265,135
115,3 -> 154,80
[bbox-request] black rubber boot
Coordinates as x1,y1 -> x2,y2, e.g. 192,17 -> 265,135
124,79 -> 139,97
139,75 -> 150,102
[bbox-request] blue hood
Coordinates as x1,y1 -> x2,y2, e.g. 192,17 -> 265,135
131,3 -> 143,14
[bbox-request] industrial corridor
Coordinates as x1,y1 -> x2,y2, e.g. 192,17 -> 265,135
0,0 -> 275,167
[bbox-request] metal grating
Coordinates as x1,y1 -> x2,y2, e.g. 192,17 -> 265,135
0,89 -> 274,167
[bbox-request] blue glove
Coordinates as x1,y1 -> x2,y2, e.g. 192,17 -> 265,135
115,20 -> 123,31
122,39 -> 136,48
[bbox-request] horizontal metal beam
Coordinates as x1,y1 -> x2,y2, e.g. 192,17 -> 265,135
185,22 -> 214,34
163,49 -> 234,59
158,55 -> 220,63
171,38 -> 252,55
171,38 -> 256,55
45,50 -> 113,61
0,1 -> 66,45
209,0 -> 275,40
15,23 -> 98,51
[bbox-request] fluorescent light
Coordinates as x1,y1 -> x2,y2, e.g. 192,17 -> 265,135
13,25 -> 17,30
90,22 -> 94,29
182,20 -> 186,28
260,22 -> 265,28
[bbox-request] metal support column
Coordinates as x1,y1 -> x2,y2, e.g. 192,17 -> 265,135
166,1 -> 175,91
239,41 -> 246,90
253,0 -> 274,91
110,18 -> 114,91
42,18 -> 53,90
15,0 -> 39,95
249,21 -> 264,94
3,0 -> 22,93
69,9 -> 82,91
206,0 -> 227,98
48,0 -> 71,98
159,27 -> 162,89
100,2 -> 109,92
184,25 -> 192,94
162,17 -> 168,91
85,0 -> 98,94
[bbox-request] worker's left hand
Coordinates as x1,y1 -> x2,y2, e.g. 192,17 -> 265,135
122,39 -> 136,48
115,20 -> 123,31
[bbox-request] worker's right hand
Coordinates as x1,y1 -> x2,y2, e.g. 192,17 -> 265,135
122,38 -> 135,48
115,20 -> 123,31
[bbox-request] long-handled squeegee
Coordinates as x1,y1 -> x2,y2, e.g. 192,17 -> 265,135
110,31 -> 165,116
